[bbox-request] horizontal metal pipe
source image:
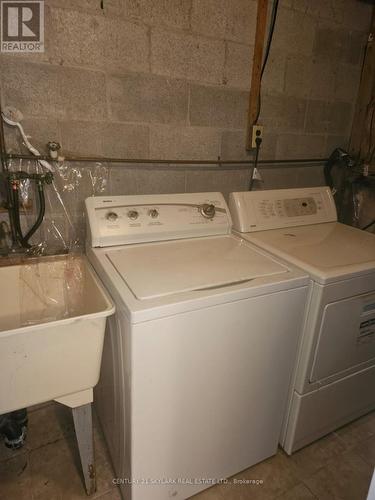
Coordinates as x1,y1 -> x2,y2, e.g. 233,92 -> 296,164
2,153 -> 328,168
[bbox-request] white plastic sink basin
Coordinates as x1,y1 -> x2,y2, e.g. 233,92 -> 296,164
0,255 -> 114,414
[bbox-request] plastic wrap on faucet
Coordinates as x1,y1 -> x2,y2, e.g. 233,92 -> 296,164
1,157 -> 109,323
5,157 -> 109,255
1,114 -> 110,323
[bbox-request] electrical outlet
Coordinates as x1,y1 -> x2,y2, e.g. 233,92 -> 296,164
251,125 -> 263,148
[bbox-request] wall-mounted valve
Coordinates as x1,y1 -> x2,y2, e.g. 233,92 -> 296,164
1,170 -> 54,249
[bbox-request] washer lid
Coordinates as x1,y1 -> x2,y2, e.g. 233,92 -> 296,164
106,235 -> 288,300
246,222 -> 375,283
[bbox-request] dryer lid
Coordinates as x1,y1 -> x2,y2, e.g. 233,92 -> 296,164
105,235 -> 288,300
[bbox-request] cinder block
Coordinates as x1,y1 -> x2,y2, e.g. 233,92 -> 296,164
103,123 -> 150,158
60,121 -> 150,158
309,59 -> 337,101
191,0 -> 227,39
108,73 -> 188,125
47,8 -> 149,74
292,0 -> 336,21
295,165 -> 326,187
191,0 -> 257,44
109,167 -> 138,195
345,31 -> 367,66
224,42 -> 253,90
271,7 -> 316,56
3,117 -> 60,155
286,53 -> 356,101
258,133 -> 278,161
261,49 -> 287,95
294,0 -> 371,31
189,85 -> 248,128
284,54 -> 312,98
275,133 -> 326,159
260,94 -> 307,133
134,168 -> 186,194
220,130 -> 252,161
46,0 -> 123,15
313,27 -> 350,62
185,168 -> 250,200
334,63 -> 361,102
150,125 -> 221,160
60,121 -> 104,156
285,54 -> 337,100
46,8 -> 106,69
259,167 -> 299,190
325,135 -> 349,155
59,67 -> 107,121
337,0 -> 372,31
123,0 -> 191,30
104,17 -> 150,74
1,60 -> 106,121
151,30 -> 225,85
305,100 -> 352,135
60,120 -> 104,156
305,100 -> 329,133
0,58 -> 62,117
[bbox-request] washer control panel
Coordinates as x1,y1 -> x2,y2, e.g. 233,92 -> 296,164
86,192 -> 231,247
229,187 -> 337,232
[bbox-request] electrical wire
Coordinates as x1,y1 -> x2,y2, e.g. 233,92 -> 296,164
254,0 -> 280,125
249,0 -> 280,188
248,137 -> 262,190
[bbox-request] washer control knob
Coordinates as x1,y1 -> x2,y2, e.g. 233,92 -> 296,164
200,203 -> 216,219
127,210 -> 139,220
148,209 -> 159,219
106,211 -> 118,221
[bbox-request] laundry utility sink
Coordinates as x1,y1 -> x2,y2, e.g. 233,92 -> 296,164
0,255 -> 114,414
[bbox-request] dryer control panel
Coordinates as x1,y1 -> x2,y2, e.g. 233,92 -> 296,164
85,192 -> 231,247
229,186 -> 337,232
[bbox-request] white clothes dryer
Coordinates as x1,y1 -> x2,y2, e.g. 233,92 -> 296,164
229,186 -> 375,454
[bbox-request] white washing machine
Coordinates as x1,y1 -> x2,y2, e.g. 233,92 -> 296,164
85,192 -> 309,500
229,186 -> 375,454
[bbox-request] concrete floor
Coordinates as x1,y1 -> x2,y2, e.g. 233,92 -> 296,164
0,402 -> 374,500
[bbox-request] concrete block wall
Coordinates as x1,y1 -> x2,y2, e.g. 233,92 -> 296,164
0,0 -> 372,243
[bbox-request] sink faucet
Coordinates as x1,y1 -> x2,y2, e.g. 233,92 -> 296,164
0,221 -> 11,255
